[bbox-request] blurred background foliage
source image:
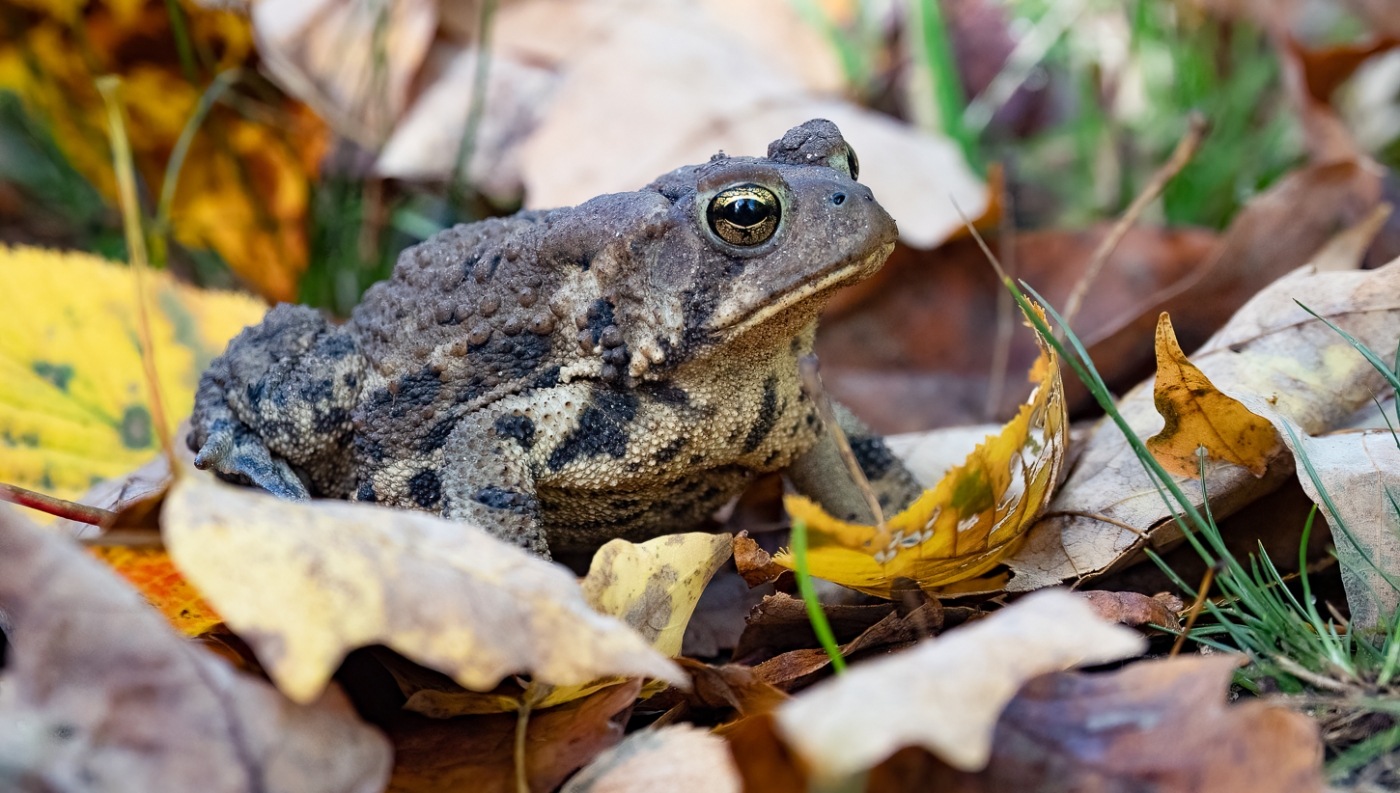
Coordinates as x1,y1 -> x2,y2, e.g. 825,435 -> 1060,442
0,0 -> 1394,314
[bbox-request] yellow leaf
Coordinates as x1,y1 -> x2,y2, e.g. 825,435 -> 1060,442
1145,312 -> 1282,478
161,476 -> 685,705
774,307 -> 1068,597
0,1 -> 323,303
88,545 -> 223,636
0,246 -> 265,502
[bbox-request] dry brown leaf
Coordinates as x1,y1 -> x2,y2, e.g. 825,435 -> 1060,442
733,532 -> 789,587
384,679 -> 643,793
0,505 -> 392,793
983,656 -> 1324,792
1146,313 -> 1283,478
1079,590 -> 1183,630
161,476 -> 683,705
1009,238 -> 1400,592
561,724 -> 743,793
753,601 -> 945,692
1081,161 -> 1383,403
733,592 -> 895,663
252,0 -> 438,146
772,589 -> 1145,777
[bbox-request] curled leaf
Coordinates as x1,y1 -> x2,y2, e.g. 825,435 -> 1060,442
775,310 -> 1067,596
1146,313 -> 1282,478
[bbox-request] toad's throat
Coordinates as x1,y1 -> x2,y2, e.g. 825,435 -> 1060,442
709,243 -> 894,339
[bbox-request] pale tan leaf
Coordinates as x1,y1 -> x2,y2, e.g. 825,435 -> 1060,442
560,724 -> 743,793
773,589 -> 1145,777
162,476 -> 683,704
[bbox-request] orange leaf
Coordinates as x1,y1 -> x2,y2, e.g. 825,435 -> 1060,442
88,545 -> 222,636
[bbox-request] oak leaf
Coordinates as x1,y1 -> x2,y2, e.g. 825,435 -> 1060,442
1146,312 -> 1282,478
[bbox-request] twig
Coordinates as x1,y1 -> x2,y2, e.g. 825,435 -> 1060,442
985,178 -> 1016,421
1171,562 -> 1217,657
0,482 -> 115,526
513,681 -> 549,793
1041,510 -> 1149,539
1060,113 -> 1207,332
797,355 -> 884,529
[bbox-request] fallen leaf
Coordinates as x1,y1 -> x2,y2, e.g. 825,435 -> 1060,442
1079,590 -> 1182,630
161,476 -> 684,704
1008,235 -> 1400,591
561,724 -> 743,793
775,317 -> 1067,596
0,246 -> 265,504
733,532 -> 789,587
389,531 -> 730,716
0,505 -> 392,792
733,592 -> 895,663
0,3 -> 325,301
983,656 -> 1324,792
581,532 -> 733,658
383,678 -> 644,793
753,601 -> 946,692
87,545 -> 222,636
251,0 -> 437,147
1146,312 -> 1283,478
772,589 -> 1145,778
1282,428 -> 1400,631
643,657 -> 788,720
679,566 -> 774,658
1082,160 -> 1383,403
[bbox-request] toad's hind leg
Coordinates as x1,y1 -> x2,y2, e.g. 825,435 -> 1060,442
438,407 -> 549,557
187,304 -> 364,500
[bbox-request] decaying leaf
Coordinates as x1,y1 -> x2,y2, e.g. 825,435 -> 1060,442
161,476 -> 684,704
581,532 -> 733,657
88,545 -> 223,636
753,601 -> 946,692
0,505 -> 392,793
775,318 -> 1067,596
560,724 -> 743,793
384,679 -> 644,793
1146,312 -> 1283,478
0,246 -> 265,503
982,656 -> 1324,792
772,589 -> 1145,778
1079,590 -> 1182,630
1009,254 -> 1400,591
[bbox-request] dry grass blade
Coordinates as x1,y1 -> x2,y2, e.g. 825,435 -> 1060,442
1060,113 -> 1208,331
95,76 -> 178,477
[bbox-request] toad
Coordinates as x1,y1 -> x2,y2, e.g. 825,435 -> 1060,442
189,119 -> 922,558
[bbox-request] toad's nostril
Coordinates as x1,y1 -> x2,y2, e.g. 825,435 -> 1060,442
833,192 -> 846,206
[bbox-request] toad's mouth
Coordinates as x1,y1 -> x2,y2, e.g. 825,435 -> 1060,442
708,243 -> 894,339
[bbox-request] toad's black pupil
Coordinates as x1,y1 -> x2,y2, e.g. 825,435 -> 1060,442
724,197 -> 770,227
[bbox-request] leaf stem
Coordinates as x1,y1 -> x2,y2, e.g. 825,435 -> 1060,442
0,482 -> 115,526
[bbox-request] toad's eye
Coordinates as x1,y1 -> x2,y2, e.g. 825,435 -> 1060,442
845,145 -> 859,181
708,184 -> 781,247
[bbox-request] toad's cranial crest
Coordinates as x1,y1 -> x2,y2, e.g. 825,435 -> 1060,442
188,119 -> 923,561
